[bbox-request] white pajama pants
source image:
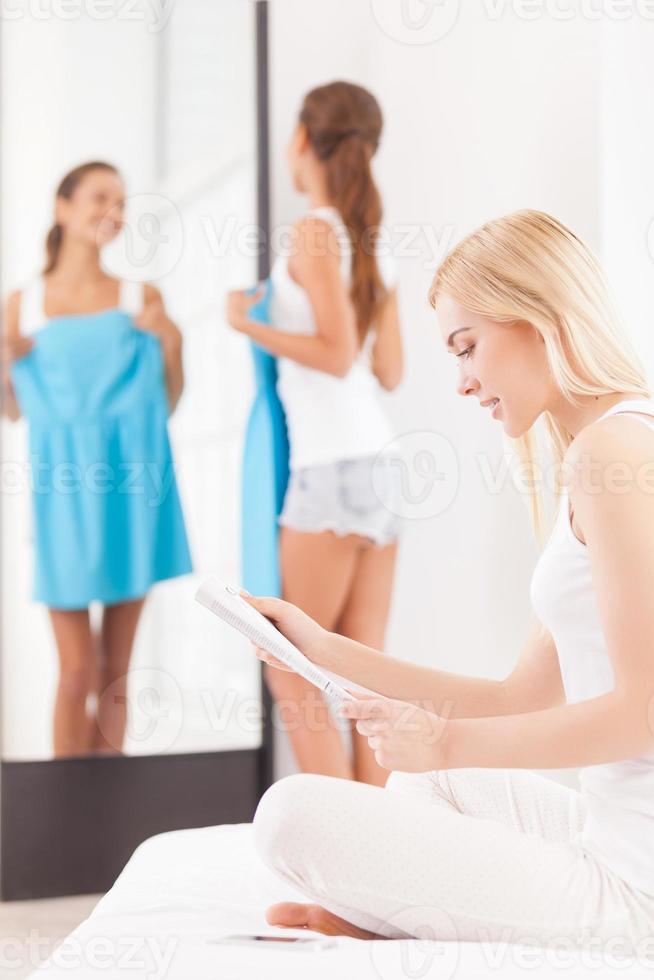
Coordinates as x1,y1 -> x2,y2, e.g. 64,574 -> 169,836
252,767 -> 654,958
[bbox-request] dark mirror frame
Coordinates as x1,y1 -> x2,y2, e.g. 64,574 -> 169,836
0,0 -> 273,901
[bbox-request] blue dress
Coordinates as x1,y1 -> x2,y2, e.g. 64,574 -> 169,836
10,279 -> 193,609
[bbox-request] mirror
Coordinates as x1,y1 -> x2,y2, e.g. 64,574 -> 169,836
1,1 -> 264,761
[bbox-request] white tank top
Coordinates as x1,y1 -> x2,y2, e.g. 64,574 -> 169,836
530,397 -> 654,894
269,205 -> 397,471
19,276 -> 144,335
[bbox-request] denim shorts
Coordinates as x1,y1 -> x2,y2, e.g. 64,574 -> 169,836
278,453 -> 402,547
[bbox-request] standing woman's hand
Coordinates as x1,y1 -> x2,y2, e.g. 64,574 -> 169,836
225,285 -> 266,334
134,285 -> 184,412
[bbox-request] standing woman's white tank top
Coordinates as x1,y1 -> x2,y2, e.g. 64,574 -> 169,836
530,398 -> 654,895
269,205 -> 397,471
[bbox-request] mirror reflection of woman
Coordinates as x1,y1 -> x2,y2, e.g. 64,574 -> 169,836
1,161 -> 193,758
227,82 -> 403,785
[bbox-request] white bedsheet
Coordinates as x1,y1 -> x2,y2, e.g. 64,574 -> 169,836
29,823 -> 651,979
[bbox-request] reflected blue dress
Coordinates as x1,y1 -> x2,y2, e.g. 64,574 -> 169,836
241,279 -> 289,597
10,278 -> 193,610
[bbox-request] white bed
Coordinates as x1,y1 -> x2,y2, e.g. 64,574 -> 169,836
29,823 -> 650,979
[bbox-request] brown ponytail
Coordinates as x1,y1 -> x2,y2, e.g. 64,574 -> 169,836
299,82 -> 386,343
43,161 -> 120,274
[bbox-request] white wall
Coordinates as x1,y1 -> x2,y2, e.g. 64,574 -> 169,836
269,0 -> 603,785
599,19 -> 654,384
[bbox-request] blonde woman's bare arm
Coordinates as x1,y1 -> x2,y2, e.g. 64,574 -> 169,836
243,594 -> 566,721
322,613 -> 564,719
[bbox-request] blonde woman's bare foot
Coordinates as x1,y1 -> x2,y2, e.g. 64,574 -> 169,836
265,902 -> 385,940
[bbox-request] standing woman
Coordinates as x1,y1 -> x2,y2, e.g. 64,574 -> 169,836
227,81 -> 403,785
1,161 -> 193,757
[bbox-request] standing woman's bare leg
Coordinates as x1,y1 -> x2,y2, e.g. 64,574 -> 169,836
335,538 -> 399,786
93,596 -> 145,754
270,526 -> 364,778
49,608 -> 94,757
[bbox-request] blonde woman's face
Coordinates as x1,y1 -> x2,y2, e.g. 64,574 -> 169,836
436,293 -> 553,438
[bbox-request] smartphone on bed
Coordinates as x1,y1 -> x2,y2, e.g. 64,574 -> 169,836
211,934 -> 336,951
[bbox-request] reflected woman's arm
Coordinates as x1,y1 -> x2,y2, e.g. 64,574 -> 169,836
1,290 -> 32,421
136,284 -> 184,412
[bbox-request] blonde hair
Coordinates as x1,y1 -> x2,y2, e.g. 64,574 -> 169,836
429,210 -> 650,545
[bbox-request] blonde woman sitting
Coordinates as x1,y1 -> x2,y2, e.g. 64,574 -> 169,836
243,211 -> 654,957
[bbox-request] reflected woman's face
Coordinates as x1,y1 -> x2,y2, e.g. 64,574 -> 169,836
56,169 -> 126,249
435,293 -> 553,438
